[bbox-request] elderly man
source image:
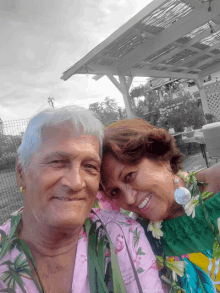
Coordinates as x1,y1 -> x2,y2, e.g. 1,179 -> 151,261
0,106 -> 164,293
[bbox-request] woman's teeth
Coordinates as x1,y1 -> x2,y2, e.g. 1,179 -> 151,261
138,194 -> 152,209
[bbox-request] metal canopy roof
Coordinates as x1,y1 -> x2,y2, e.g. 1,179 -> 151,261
61,0 -> 220,82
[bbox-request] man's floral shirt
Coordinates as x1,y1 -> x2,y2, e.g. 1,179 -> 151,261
0,208 -> 164,292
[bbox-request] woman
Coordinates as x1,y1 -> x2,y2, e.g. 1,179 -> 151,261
101,118 -> 220,292
0,107 -> 164,293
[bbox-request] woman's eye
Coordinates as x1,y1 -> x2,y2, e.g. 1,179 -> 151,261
110,188 -> 120,198
124,172 -> 135,183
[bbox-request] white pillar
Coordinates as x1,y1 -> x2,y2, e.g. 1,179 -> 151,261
118,75 -> 135,119
195,78 -> 210,114
106,74 -> 134,119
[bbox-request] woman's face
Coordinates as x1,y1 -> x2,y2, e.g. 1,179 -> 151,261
101,154 -> 178,221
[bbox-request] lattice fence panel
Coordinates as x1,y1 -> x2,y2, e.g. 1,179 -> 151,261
205,82 -> 220,120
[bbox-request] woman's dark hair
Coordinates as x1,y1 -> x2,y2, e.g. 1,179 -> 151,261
102,118 -> 183,174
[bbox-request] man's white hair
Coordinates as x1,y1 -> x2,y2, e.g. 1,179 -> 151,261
17,105 -> 103,171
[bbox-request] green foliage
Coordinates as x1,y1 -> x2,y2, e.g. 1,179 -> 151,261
158,90 -> 206,131
137,267 -> 144,274
0,152 -> 17,171
93,198 -> 100,208
85,216 -> 127,293
89,97 -> 124,126
213,241 -> 220,259
137,247 -> 146,256
130,82 -> 206,130
205,113 -> 216,123
130,227 -> 140,247
130,84 -> 161,122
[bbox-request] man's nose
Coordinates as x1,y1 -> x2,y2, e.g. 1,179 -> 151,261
124,188 -> 137,205
61,164 -> 85,191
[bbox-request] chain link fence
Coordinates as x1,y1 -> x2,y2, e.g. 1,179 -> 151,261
0,118 -> 29,224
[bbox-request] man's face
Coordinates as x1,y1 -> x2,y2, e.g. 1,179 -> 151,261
20,123 -> 101,229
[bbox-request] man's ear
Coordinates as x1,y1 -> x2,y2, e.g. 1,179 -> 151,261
16,159 -> 25,188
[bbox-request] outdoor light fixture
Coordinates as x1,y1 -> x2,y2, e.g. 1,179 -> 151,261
208,0 -> 212,11
200,0 -> 213,11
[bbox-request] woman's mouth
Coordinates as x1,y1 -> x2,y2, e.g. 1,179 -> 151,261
138,194 -> 152,209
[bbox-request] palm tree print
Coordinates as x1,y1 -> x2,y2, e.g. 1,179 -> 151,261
130,227 -> 141,247
1,253 -> 31,293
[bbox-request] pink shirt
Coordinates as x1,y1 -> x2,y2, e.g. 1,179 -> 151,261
0,209 -> 164,292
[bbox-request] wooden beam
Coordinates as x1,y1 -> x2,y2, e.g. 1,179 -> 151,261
198,61 -> 220,78
189,46 -> 220,59
126,76 -> 133,89
149,23 -> 220,69
92,75 -> 104,81
169,40 -> 220,71
75,63 -> 199,80
130,68 -> 199,79
61,0 -> 168,80
85,64 -> 119,75
182,0 -> 203,9
183,57 -> 213,72
106,75 -> 123,93
118,0 -> 220,73
101,56 -> 120,62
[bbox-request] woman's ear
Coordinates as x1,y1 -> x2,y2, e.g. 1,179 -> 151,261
164,161 -> 172,173
16,159 -> 25,188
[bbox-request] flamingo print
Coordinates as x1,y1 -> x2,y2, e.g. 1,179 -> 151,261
125,218 -> 136,231
133,249 -> 142,269
106,234 -> 125,256
89,208 -> 101,221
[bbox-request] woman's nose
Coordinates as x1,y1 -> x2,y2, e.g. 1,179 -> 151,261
124,189 -> 137,205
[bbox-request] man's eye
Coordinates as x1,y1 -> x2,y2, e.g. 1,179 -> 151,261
110,188 -> 120,198
124,172 -> 135,183
85,164 -> 98,170
50,160 -> 67,166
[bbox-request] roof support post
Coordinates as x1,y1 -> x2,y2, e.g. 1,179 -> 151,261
106,74 -> 134,118
194,78 -> 210,114
118,75 -> 135,119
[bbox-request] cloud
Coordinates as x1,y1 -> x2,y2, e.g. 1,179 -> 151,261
0,0 -> 152,121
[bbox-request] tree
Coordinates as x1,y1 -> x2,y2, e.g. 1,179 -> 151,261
130,83 -> 161,124
130,81 -> 206,131
89,97 -> 125,126
158,85 -> 206,131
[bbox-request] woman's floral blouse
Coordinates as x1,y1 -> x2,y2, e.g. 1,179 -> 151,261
0,208 -> 164,293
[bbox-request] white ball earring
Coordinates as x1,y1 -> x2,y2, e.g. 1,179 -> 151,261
174,178 -> 191,205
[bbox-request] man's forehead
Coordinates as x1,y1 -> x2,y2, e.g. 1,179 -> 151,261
42,122 -> 84,142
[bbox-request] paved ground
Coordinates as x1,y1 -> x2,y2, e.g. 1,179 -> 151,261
182,151 -> 217,172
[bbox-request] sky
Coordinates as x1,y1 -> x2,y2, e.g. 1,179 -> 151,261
0,0 -> 152,121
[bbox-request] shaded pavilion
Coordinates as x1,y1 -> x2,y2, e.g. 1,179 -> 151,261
61,0 -> 220,118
